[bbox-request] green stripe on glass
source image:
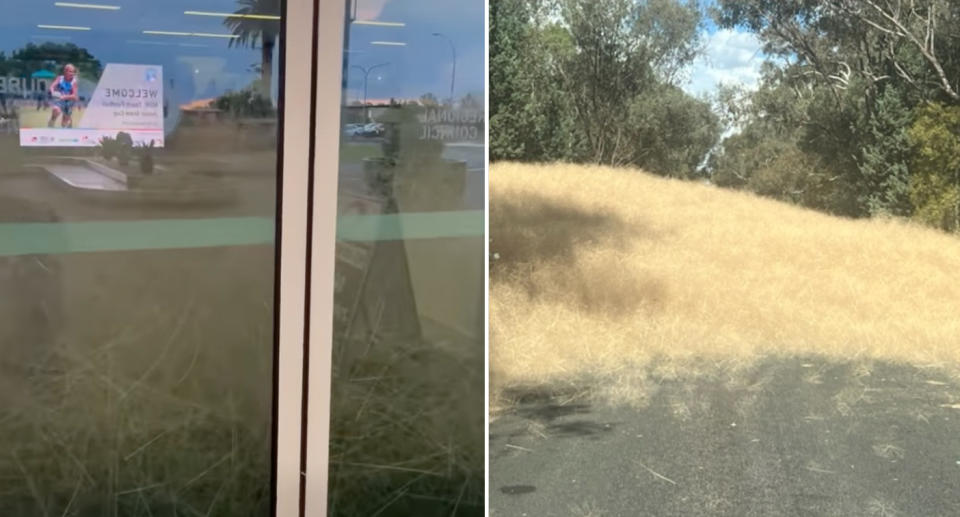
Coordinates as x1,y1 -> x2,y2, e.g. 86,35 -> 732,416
337,210 -> 483,241
0,217 -> 276,256
0,211 -> 483,256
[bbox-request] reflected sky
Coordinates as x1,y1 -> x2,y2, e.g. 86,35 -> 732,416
0,0 -> 485,105
344,0 -> 485,102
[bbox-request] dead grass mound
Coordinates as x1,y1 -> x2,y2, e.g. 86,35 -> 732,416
491,162 -> 960,410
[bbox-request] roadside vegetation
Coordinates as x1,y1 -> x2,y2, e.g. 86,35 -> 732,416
491,0 -> 960,408
491,0 -> 960,231
491,162 -> 960,411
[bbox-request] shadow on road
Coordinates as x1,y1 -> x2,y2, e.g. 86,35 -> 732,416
491,357 -> 960,516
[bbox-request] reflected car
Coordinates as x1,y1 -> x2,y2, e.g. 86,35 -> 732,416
343,123 -> 364,137
361,122 -> 383,137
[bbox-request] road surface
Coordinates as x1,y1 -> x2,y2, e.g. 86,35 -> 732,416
491,357 -> 960,516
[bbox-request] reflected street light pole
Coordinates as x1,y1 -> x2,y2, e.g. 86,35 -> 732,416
432,32 -> 456,105
351,62 -> 389,120
343,0 -> 354,92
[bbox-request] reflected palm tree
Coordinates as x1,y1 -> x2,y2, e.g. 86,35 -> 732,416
224,0 -> 281,98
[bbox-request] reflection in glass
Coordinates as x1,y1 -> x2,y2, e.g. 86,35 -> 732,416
0,1 -> 281,514
328,0 -> 485,514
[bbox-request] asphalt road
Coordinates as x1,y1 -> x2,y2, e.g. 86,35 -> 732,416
491,358 -> 960,516
443,142 -> 485,171
339,141 -> 485,211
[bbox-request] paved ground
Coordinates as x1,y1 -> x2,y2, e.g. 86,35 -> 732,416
1,169 -> 274,223
491,358 -> 960,516
339,141 -> 485,211
443,142 -> 485,171
2,142 -> 483,223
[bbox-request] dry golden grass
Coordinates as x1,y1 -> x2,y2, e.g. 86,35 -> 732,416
490,162 -> 960,410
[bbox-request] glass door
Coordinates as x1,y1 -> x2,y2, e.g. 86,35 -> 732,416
303,0 -> 486,515
0,0 -> 315,515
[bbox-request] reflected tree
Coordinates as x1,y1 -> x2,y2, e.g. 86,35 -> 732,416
0,43 -> 102,81
224,0 -> 281,97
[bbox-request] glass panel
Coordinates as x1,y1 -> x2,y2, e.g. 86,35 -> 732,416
327,0 -> 485,515
0,1 -> 282,514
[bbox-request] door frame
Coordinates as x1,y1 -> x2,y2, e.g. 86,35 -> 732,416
272,0 -> 341,515
303,0 -> 346,515
273,0 -> 344,515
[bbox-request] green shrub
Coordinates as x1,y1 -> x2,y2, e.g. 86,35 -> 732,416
98,135 -> 116,160
376,105 -> 443,165
746,147 -> 855,214
627,85 -> 721,179
908,103 -> 960,231
137,140 -> 156,174
212,89 -> 276,118
115,131 -> 133,166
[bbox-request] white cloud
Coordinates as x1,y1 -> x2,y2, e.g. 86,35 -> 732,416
684,29 -> 764,97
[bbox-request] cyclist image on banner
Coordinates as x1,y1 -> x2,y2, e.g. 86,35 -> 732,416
48,64 -> 79,128
20,62 -> 164,147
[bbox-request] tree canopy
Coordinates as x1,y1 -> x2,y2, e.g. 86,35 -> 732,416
224,0 -> 281,97
709,0 -> 960,221
493,0 -> 960,231
0,42 -> 103,81
490,0 -> 719,178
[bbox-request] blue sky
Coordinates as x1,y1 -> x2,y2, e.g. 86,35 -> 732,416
0,0 -> 761,103
344,0 -> 485,103
684,27 -> 765,98
0,0 -> 485,105
683,2 -> 766,98
0,0 -> 266,102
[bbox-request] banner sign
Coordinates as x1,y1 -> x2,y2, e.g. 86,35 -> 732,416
416,108 -> 483,141
19,63 -> 164,148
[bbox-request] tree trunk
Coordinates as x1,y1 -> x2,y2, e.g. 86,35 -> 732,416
261,32 -> 276,98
